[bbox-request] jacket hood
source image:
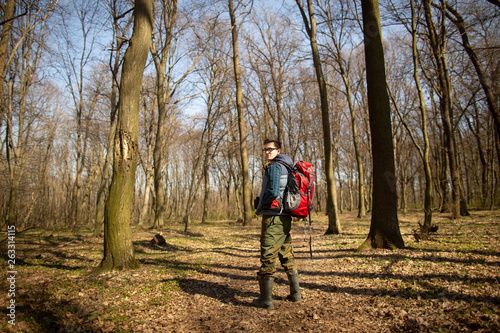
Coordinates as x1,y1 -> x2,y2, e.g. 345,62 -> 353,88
272,154 -> 294,168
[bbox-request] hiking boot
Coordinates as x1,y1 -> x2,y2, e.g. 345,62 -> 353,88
252,276 -> 274,309
286,271 -> 301,302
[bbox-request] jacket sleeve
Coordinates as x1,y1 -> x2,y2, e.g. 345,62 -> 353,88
260,163 -> 282,206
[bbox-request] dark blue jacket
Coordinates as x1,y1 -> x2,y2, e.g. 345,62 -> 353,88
256,154 -> 294,215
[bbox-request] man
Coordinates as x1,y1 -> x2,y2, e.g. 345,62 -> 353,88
253,139 -> 300,309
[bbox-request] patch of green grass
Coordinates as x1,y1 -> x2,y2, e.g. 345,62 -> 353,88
140,285 -> 153,294
149,296 -> 165,306
162,279 -> 181,291
88,279 -> 108,292
194,256 -> 212,269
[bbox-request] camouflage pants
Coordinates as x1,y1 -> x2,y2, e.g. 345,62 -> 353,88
258,215 -> 297,277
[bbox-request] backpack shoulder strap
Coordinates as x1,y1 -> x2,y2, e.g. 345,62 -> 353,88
274,160 -> 293,172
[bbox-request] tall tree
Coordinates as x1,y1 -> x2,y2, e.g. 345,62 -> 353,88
387,0 -> 434,235
4,0 -> 57,228
60,0 -> 102,228
442,1 -> 500,163
137,77 -> 156,227
296,0 -> 341,234
410,0 -> 434,234
248,9 -> 299,145
228,0 -> 252,225
150,0 -> 178,229
422,0 -> 463,218
317,0 -> 367,218
195,22 -> 229,224
97,0 -> 153,271
358,0 -> 404,250
94,0 -> 133,236
0,0 -> 15,131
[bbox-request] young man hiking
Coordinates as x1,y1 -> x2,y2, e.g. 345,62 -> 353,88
253,139 -> 300,309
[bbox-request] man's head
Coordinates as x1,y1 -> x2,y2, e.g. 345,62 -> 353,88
263,139 -> 281,161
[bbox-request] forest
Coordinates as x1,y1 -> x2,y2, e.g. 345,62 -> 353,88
0,0 -> 499,331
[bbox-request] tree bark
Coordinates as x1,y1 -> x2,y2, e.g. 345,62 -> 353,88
411,0 -> 434,234
228,0 -> 252,225
97,0 -> 153,272
319,0 -> 366,218
423,0 -> 464,218
201,105 -> 217,225
358,0 -> 404,250
94,0 -> 128,236
150,0 -> 178,229
0,0 -> 15,132
296,0 -> 341,234
4,3 -> 50,228
443,1 -> 500,166
389,0 -> 434,236
138,140 -> 153,227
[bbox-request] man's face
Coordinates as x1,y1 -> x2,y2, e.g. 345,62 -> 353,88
263,142 -> 280,161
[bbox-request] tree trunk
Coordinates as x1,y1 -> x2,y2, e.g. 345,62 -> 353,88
138,163 -> 153,227
202,165 -> 210,224
296,0 -> 341,234
386,0 -> 435,236
94,117 -> 117,236
228,0 -> 253,226
465,109 -> 488,206
320,3 -> 366,218
5,79 -> 18,228
183,152 -> 203,232
358,0 -> 404,250
201,110 -> 216,225
409,0 -> 433,232
0,0 -> 15,131
97,0 -> 153,272
94,3 -> 124,236
151,0 -> 178,229
423,0 -> 462,218
443,1 -> 500,167
344,76 -> 366,218
152,81 -> 167,229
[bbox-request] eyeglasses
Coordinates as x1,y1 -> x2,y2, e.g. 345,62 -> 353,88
262,147 -> 278,153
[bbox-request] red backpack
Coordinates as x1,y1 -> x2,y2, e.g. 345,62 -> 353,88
277,160 -> 315,217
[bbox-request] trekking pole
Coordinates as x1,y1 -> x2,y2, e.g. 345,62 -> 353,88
303,218 -> 307,242
306,188 -> 313,258
308,211 -> 313,258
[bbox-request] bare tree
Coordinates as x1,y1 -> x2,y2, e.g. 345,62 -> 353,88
149,0 -> 207,228
97,0 -> 153,272
247,8 -> 300,145
295,0 -> 341,234
0,0 -> 15,133
4,0 -> 58,228
94,0 -> 134,236
317,0 -> 367,218
55,0 -> 105,228
228,0 -> 252,225
422,0 -> 464,218
358,0 -> 404,250
137,76 -> 156,227
442,1 -> 500,163
149,0 -> 178,228
386,0 -> 434,236
193,20 -> 230,225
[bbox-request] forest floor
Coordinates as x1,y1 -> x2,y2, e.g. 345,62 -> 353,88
1,210 -> 499,332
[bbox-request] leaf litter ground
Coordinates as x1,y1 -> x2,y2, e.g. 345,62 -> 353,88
1,210 -> 499,332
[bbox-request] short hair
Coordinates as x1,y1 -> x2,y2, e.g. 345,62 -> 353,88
263,138 -> 281,149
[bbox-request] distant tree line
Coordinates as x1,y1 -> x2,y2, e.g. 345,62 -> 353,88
1,0 -> 498,244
